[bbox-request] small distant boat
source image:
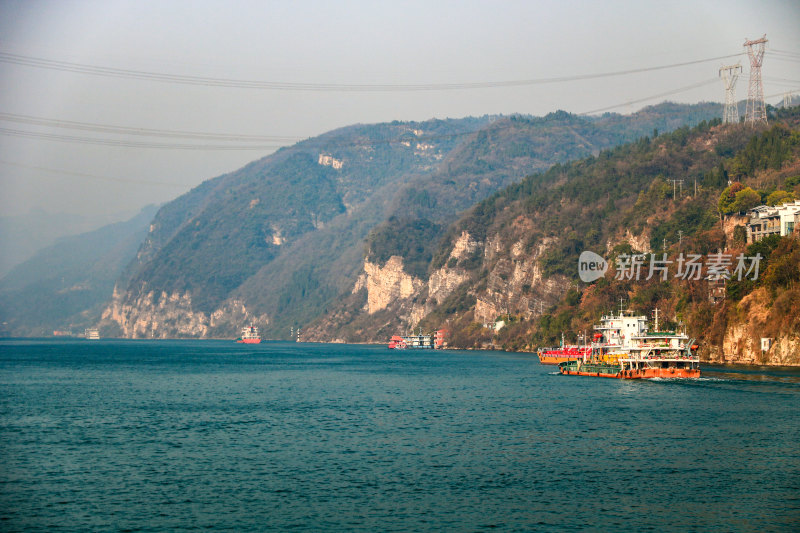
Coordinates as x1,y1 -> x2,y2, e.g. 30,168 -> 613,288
236,326 -> 261,344
84,328 -> 100,340
388,329 -> 447,349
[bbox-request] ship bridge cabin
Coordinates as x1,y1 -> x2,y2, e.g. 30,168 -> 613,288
592,311 -> 648,351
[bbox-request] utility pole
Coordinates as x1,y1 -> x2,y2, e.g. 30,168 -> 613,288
670,179 -> 684,199
744,35 -> 768,125
719,63 -> 742,124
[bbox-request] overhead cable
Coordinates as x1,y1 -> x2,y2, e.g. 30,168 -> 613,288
0,127 -> 286,150
0,159 -> 188,187
0,51 -> 744,92
0,112 -> 302,142
579,78 -> 719,115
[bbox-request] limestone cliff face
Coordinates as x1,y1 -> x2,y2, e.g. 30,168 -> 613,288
354,232 -> 479,332
363,256 -> 425,315
101,285 -> 268,339
706,288 -> 800,366
354,223 -> 573,336
475,228 -> 569,325
721,213 -> 748,243
428,231 -> 477,305
102,285 -> 208,338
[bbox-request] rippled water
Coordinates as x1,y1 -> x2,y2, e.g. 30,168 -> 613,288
1,339 -> 798,532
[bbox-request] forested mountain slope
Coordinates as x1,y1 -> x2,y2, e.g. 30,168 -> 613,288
311,107 -> 800,365
102,103 -> 721,339
1,104 -> 723,338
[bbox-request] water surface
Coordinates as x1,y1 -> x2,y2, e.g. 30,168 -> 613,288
1,340 -> 798,531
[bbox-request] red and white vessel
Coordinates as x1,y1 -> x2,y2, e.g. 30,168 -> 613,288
388,329 -> 447,349
537,334 -> 592,365
236,326 -> 261,344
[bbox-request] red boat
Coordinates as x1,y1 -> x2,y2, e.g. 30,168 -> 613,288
537,345 -> 592,365
236,326 -> 261,344
388,329 -> 447,349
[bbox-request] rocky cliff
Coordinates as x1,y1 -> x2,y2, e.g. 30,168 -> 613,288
102,284 -> 269,339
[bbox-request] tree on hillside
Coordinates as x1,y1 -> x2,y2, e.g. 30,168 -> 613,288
718,182 -> 761,214
766,190 -> 795,206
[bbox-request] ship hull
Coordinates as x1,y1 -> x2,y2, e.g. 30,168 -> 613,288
236,338 -> 261,344
538,354 -> 581,365
537,346 -> 591,365
559,364 -> 700,379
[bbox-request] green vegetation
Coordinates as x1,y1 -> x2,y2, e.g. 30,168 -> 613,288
766,190 -> 795,205
421,106 -> 800,354
366,217 -> 444,279
718,183 -> 761,215
727,123 -> 800,179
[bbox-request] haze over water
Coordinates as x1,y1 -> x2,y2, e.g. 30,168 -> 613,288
1,339 -> 798,531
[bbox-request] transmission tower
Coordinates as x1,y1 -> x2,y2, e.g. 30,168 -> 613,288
719,63 -> 742,124
743,35 -> 768,125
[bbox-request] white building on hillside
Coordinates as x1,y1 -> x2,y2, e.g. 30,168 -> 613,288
746,200 -> 800,243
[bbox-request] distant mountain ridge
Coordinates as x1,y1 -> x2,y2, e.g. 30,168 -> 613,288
0,205 -> 159,336
0,209 -> 138,278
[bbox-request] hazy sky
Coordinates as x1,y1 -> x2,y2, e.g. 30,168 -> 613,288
0,0 -> 798,219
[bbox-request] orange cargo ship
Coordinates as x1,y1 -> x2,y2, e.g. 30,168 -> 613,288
558,310 -> 700,379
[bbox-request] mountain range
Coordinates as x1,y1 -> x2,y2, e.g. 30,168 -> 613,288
11,102 -> 788,358
92,102 -> 723,341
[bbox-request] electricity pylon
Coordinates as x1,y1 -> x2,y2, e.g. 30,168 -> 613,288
719,64 -> 742,124
744,35 -> 768,125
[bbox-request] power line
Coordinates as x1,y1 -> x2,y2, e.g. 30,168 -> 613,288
0,112 -> 302,142
767,90 -> 799,99
0,78 -> 730,150
578,78 -> 719,115
0,127 -> 287,150
770,49 -> 800,58
0,159 -> 188,187
0,72 -> 747,152
763,77 -> 800,87
771,55 -> 800,65
0,51 -> 744,92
